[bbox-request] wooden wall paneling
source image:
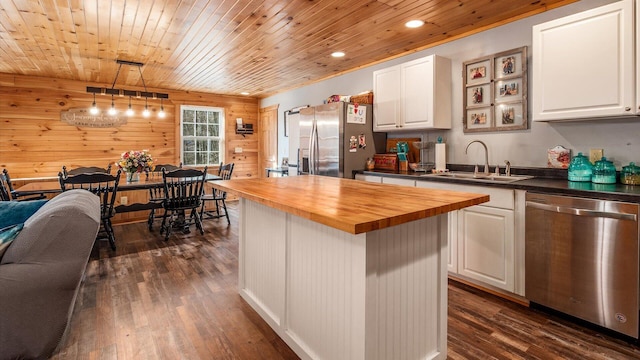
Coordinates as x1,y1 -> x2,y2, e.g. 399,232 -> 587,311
0,73 -> 258,222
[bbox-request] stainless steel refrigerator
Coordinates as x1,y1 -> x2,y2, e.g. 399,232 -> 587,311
298,102 -> 385,178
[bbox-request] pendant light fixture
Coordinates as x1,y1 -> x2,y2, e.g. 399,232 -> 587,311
158,98 -> 166,118
125,96 -> 134,116
108,94 -> 117,116
142,97 -> 150,117
89,93 -> 100,115
85,60 -> 169,118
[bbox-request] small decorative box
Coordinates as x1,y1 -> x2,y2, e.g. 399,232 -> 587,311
373,154 -> 398,171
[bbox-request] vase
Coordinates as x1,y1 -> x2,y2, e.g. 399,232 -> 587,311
126,171 -> 140,183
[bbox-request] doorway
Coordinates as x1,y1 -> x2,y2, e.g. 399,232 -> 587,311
259,104 -> 278,178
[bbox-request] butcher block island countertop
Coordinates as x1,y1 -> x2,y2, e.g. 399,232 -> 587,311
211,175 -> 489,234
213,175 -> 489,360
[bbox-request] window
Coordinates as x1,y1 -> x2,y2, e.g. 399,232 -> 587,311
181,106 -> 224,166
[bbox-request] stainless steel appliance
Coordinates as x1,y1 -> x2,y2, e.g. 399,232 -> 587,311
298,102 -> 385,178
525,193 -> 640,338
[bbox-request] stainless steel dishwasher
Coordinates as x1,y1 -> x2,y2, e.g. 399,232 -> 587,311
525,192 -> 639,338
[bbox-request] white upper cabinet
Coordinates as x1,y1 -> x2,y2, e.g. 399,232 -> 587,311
373,55 -> 452,131
372,66 -> 401,131
532,0 -> 635,121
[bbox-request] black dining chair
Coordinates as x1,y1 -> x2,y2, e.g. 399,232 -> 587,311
62,164 -> 112,176
160,167 -> 207,241
1,169 -> 47,201
59,170 -> 121,250
146,163 -> 182,231
0,175 -> 10,201
200,162 -> 234,225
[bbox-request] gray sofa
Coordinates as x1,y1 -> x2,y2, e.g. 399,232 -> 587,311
0,190 -> 100,359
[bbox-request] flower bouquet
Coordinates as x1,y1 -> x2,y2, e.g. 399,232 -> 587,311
117,150 -> 154,182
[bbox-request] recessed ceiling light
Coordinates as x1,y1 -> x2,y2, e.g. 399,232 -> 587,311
405,20 -> 424,28
331,51 -> 345,58
240,92 -> 250,95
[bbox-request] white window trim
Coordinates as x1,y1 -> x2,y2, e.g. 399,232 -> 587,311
180,105 -> 225,166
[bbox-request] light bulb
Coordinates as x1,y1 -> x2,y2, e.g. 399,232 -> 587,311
142,97 -> 150,117
158,99 -> 165,118
89,93 -> 99,115
126,96 -> 134,116
107,95 -> 117,116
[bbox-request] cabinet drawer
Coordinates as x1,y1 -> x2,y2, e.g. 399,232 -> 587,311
416,181 -> 514,209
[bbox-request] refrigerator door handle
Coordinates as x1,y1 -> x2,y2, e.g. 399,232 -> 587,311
309,122 -> 316,175
314,123 -> 320,174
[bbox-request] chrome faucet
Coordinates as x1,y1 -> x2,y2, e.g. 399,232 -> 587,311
465,140 -> 489,175
504,160 -> 511,177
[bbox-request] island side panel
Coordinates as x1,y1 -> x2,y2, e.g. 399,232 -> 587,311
365,215 -> 448,360
286,216 -> 368,360
238,197 -> 448,360
238,198 -> 287,328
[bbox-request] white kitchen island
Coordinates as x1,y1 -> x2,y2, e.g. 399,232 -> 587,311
211,175 -> 488,360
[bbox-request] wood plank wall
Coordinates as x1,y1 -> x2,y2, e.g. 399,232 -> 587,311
0,73 -> 258,222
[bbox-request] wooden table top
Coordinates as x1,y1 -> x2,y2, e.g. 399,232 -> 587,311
15,173 -> 222,195
211,175 -> 489,234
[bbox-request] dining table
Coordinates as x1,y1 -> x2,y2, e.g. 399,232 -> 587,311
14,172 -> 222,214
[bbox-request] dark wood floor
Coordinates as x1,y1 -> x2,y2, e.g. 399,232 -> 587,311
52,201 -> 640,359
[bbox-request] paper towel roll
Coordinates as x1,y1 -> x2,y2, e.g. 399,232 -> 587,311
435,143 -> 446,171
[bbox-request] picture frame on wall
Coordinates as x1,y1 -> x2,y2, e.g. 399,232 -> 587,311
495,102 -> 526,130
462,46 -> 528,133
466,83 -> 491,107
465,107 -> 493,132
465,59 -> 491,86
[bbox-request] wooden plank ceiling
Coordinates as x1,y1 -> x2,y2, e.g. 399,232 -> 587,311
0,0 -> 575,98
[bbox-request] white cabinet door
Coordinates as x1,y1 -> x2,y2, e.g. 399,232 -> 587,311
401,56 -> 451,130
401,57 -> 433,129
373,55 -> 451,131
373,66 -> 401,131
532,0 -> 634,121
457,205 -> 515,292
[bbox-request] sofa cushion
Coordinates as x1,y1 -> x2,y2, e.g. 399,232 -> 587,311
0,223 -> 24,259
1,190 -> 100,265
0,199 -> 48,229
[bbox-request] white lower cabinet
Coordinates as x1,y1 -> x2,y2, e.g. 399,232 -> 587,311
416,181 -> 524,295
381,177 -> 416,186
457,205 -> 514,291
354,174 -> 382,183
357,175 -> 525,295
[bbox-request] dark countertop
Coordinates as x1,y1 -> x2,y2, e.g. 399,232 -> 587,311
359,164 -> 640,204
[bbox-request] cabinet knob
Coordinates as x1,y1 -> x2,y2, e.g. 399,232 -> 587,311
625,107 -> 631,111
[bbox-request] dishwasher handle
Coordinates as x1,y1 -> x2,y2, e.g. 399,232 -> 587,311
526,201 -> 638,221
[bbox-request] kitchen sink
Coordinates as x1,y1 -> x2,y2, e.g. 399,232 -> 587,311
419,171 -> 534,184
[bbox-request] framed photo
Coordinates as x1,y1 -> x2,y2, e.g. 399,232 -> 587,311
494,50 -> 524,79
466,83 -> 491,107
494,102 -> 527,130
494,78 -> 522,102
462,46 -> 528,133
465,59 -> 491,86
464,107 -> 492,132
